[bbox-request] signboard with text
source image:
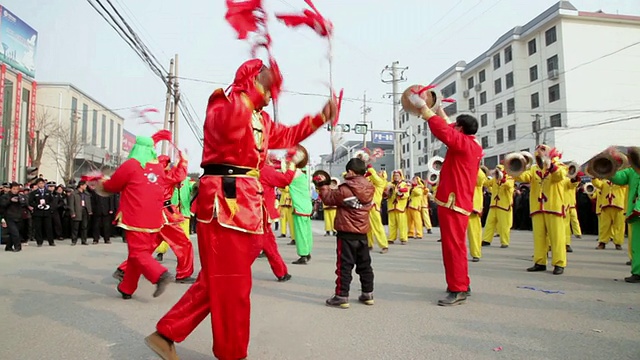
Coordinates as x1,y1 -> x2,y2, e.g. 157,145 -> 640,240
371,131 -> 394,145
0,5 -> 37,78
122,129 -> 136,152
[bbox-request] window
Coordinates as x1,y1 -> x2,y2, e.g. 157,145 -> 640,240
547,55 -> 558,72
508,124 -> 516,141
468,97 -> 475,111
545,26 -> 557,46
71,97 -> 78,135
494,78 -> 502,94
505,72 -> 514,89
496,128 -> 504,144
481,136 -> 489,149
504,45 -> 512,63
493,53 -> 501,70
507,98 -> 515,114
479,70 -> 486,83
495,103 -> 503,119
101,115 -> 106,148
467,77 -> 474,90
417,125 -> 421,134
444,102 -> 457,116
431,133 -> 435,142
109,119 -> 114,152
529,65 -> 538,82
480,91 -> 487,105
418,141 -> 421,150
480,114 -> 488,127
92,110 -> 98,145
81,104 -> 88,143
528,39 -> 537,55
531,93 -> 540,108
550,113 -> 562,127
442,81 -> 456,98
549,84 -> 560,102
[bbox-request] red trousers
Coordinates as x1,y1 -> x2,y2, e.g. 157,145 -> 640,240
261,225 -> 288,278
156,220 -> 262,360
118,222 -> 194,279
438,206 -> 470,293
117,231 -> 167,295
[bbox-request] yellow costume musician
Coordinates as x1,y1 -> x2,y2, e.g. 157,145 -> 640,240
513,145 -> 568,275
421,187 -> 433,234
482,165 -> 515,247
593,178 -> 626,249
366,167 -> 389,253
279,186 -> 295,240
407,177 -> 425,239
322,178 -> 339,235
468,168 -> 488,261
387,170 -> 410,244
563,171 -> 582,251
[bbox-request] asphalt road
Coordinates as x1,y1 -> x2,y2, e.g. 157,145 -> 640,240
1,221 -> 639,360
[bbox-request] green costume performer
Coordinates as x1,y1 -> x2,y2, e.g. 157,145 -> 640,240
289,167 -> 313,264
610,167 -> 640,283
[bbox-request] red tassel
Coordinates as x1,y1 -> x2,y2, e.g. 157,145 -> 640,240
442,98 -> 456,103
151,129 -> 172,145
411,84 -> 437,95
81,171 -> 105,183
224,0 -> 264,40
275,0 -> 332,38
332,89 -> 344,126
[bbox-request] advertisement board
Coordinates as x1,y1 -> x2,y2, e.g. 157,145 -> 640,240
122,129 -> 136,152
371,131 -> 395,145
0,5 -> 37,78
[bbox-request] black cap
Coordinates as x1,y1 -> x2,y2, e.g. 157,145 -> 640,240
2,182 -> 9,187
9,182 -> 20,188
46,181 -> 56,186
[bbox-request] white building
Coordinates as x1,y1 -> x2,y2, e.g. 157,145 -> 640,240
412,1 -> 640,170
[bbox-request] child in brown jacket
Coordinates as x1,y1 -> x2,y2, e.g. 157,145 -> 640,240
314,158 -> 375,309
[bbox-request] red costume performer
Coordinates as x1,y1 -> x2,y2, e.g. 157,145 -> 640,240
410,93 -> 482,306
99,135 -> 174,299
114,152 -> 196,283
144,59 -> 336,360
258,157 -> 296,281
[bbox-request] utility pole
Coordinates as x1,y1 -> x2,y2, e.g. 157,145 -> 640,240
361,91 -> 371,148
532,113 -> 542,146
162,58 -> 175,155
381,61 -> 408,171
172,54 -> 180,161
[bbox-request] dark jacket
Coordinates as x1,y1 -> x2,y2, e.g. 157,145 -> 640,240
68,190 -> 93,221
28,188 -> 54,217
0,192 -> 28,221
319,175 -> 374,235
88,188 -> 115,216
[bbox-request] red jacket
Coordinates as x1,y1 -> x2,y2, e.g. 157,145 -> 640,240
427,115 -> 483,215
259,165 -> 295,222
318,175 -> 374,234
196,89 -> 326,234
103,158 -> 166,232
162,155 -> 188,224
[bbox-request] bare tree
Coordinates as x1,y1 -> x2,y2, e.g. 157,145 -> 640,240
27,108 -> 56,169
47,117 -> 86,183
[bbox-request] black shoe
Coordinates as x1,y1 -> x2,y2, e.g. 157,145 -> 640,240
155,253 -> 164,262
446,287 -> 471,296
13,248 -> 21,252
472,257 -> 480,262
292,257 -> 308,265
627,261 -> 632,266
325,295 -> 349,309
596,242 -> 605,250
332,231 -> 337,236
153,271 -> 173,298
306,254 -> 311,261
553,266 -> 564,275
616,245 -> 623,250
112,269 -> 125,282
81,242 -> 88,246
70,242 -> 76,246
37,243 -> 43,247
437,239 -> 442,243
324,231 -> 330,237
427,229 -> 432,234
117,286 -> 132,300
279,234 -> 286,238
92,241 -> 99,245
624,274 -> 640,283
49,242 -> 56,246
358,292 -> 374,305
438,292 -> 467,306
104,240 -> 111,244
287,240 -> 296,245
566,245 -> 573,253
4,248 -> 13,252
277,273 -> 292,282
481,241 -> 491,247
500,244 -> 508,248
527,264 -> 547,272
175,276 -> 196,284
257,252 -> 266,258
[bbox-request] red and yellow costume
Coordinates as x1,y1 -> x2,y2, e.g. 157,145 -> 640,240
593,178 -> 627,247
407,178 -> 425,238
468,169 -> 488,260
387,170 -> 410,244
421,186 -> 433,232
482,166 -> 515,246
154,59 -> 330,360
117,153 -> 195,281
425,114 -> 483,293
563,172 -> 583,246
366,167 -> 389,251
278,186 -> 294,238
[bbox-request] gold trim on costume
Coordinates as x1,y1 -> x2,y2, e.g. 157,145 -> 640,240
434,192 -> 472,216
114,212 -> 163,233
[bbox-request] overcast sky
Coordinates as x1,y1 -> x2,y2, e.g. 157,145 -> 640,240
6,0 -> 639,172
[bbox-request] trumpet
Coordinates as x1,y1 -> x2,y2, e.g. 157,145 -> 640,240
565,161 -> 580,179
427,156 -> 444,174
521,151 -> 535,168
585,147 -> 628,179
629,146 -> 640,174
427,172 -> 439,186
480,165 -> 489,175
504,152 -> 528,177
400,85 -> 441,116
583,182 -> 596,195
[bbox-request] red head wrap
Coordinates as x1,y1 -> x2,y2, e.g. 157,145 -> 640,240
158,155 -> 171,169
230,58 -> 282,110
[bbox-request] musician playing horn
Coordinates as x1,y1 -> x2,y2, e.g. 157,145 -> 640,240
563,168 -> 584,253
365,167 -> 390,253
407,92 -> 482,306
386,170 -> 410,245
468,168 -> 489,262
481,164 -> 515,248
592,177 -> 627,251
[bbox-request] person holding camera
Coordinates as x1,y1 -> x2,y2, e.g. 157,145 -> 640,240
1,182 -> 29,252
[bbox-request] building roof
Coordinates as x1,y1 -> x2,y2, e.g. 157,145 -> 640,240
37,82 -> 125,120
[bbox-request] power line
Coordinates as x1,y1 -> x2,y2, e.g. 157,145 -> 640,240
36,100 -> 165,112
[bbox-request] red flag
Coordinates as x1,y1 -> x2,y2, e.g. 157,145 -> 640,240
275,0 -> 332,38
225,0 -> 264,39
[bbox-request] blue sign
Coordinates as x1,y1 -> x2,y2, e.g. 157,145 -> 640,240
0,5 -> 38,78
372,131 -> 394,145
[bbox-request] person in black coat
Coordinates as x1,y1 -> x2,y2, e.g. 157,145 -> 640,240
1,182 -> 29,251
88,185 -> 115,244
28,178 -> 55,246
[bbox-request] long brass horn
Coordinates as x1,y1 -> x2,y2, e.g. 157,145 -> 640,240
427,172 -> 440,186
427,156 -> 444,174
401,85 -> 441,116
566,161 -> 580,179
587,149 -> 621,179
480,165 -> 490,175
521,151 -> 535,169
583,182 -> 596,196
628,146 -> 640,174
504,152 -> 527,177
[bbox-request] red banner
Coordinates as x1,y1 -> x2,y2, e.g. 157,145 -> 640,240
12,73 -> 22,181
0,65 -> 5,141
28,81 -> 37,165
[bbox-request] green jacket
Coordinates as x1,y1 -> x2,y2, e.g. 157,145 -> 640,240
289,169 -> 313,216
610,167 -> 640,218
171,179 -> 195,216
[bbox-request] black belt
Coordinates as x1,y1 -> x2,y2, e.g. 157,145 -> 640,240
163,200 -> 172,207
202,164 -> 253,176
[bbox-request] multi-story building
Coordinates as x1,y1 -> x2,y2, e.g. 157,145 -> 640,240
413,1 -> 640,171
317,140 -> 395,180
36,83 -> 125,183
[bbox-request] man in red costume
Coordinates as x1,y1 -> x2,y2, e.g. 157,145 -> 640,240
98,134 -> 174,299
145,59 -> 337,360
112,152 -> 196,284
409,93 -> 482,306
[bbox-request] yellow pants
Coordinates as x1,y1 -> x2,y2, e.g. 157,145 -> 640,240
155,219 -> 190,254
280,206 -> 295,238
482,208 -> 512,246
467,213 -> 482,259
367,209 -> 389,249
599,207 -> 625,245
407,208 -> 423,238
388,210 -> 408,242
564,213 -> 572,246
568,207 -> 582,236
324,208 -> 336,232
532,213 -> 567,267
421,208 -> 432,230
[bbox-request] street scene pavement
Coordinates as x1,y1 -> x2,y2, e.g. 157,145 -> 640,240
1,221 -> 639,360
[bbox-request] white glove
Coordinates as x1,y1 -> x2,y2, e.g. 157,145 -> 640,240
292,150 -> 304,165
408,93 -> 427,109
543,156 -> 552,169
